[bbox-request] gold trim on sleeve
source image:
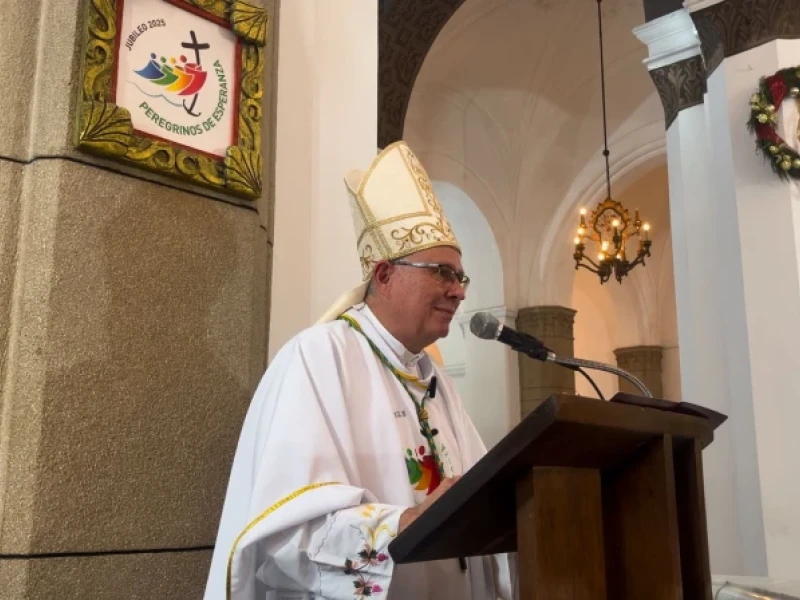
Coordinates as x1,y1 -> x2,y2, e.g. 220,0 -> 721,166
226,481 -> 340,600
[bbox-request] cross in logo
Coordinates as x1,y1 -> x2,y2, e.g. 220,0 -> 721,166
181,30 -> 210,116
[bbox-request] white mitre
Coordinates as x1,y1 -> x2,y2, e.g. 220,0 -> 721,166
316,141 -> 461,324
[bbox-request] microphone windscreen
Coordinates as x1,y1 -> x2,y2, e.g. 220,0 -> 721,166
469,312 -> 501,340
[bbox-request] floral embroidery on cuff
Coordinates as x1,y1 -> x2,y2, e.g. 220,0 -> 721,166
342,505 -> 395,597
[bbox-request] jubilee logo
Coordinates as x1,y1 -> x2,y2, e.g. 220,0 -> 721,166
134,52 -> 208,109
116,3 -> 237,158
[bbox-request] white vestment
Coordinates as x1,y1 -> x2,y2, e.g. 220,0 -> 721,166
205,304 -> 517,600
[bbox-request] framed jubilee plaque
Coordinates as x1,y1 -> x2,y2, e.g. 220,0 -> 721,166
76,0 -> 268,200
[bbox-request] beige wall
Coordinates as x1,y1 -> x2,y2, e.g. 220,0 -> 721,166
0,1 -> 278,597
268,0 -> 377,356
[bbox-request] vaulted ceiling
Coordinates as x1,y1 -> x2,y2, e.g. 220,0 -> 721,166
378,0 -> 683,148
387,0 -> 668,310
378,0 -> 676,149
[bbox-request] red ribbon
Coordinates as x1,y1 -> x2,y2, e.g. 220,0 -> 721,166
766,74 -> 788,108
755,123 -> 781,143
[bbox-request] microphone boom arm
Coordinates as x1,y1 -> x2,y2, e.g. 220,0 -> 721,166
468,311 -> 652,398
548,354 -> 652,398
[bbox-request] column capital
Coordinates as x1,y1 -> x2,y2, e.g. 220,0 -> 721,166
614,345 -> 664,370
634,9 -> 705,130
690,0 -> 800,78
516,306 -> 576,341
614,346 -> 664,399
633,9 -> 701,71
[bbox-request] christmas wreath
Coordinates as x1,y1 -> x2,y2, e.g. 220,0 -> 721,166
747,66 -> 800,180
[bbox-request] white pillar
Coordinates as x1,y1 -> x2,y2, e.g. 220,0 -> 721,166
269,0 -> 377,357
457,307 -> 521,449
704,37 -> 800,578
635,9 -> 766,576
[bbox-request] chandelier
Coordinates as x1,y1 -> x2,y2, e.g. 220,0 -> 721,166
573,0 -> 652,284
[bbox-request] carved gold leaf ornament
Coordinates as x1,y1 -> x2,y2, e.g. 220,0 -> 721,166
182,0 -> 228,20
79,101 -> 133,156
224,147 -> 262,195
76,0 -> 269,200
237,43 -> 265,154
232,1 -> 269,46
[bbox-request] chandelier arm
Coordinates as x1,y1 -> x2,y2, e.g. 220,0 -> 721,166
578,255 -> 603,270
575,262 -> 600,275
628,255 -> 647,269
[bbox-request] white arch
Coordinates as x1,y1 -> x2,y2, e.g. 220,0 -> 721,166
432,180 -> 520,448
416,150 -> 518,309
435,180 -> 504,311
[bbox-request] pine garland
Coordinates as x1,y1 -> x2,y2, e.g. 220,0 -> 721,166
747,66 -> 800,181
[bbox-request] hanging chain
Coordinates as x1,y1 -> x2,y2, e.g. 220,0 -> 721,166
597,0 -> 612,200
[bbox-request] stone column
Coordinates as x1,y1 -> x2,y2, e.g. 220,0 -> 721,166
614,346 -> 664,398
0,1 -> 278,598
516,306 -> 576,418
693,0 -> 800,578
637,0 -> 800,578
634,6 -> 763,577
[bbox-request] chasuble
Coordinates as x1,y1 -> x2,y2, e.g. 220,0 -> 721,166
205,304 -> 516,600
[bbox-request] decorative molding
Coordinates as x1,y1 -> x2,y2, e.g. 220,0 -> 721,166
691,0 -> 800,79
633,9 -> 701,71
649,54 -> 707,129
378,0 -> 466,148
683,0 -> 725,12
456,305 -> 517,325
516,306 -> 576,340
443,362 -> 466,378
456,305 -> 517,336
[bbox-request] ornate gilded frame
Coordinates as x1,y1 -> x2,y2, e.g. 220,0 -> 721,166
76,0 -> 268,201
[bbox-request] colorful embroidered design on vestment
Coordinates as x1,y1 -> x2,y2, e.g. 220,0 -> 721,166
405,446 -> 442,495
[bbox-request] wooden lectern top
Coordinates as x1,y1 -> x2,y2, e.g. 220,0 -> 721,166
388,393 -> 724,565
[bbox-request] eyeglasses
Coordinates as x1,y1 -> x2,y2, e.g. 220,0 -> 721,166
391,260 -> 470,290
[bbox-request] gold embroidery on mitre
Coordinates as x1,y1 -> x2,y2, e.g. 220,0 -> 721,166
391,222 -> 451,251
398,144 -> 455,240
347,141 -> 460,282
360,244 -> 379,279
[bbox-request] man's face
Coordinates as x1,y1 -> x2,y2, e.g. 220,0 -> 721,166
382,246 -> 467,346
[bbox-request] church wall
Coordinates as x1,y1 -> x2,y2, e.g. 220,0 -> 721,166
0,0 -> 278,596
268,0 -> 377,358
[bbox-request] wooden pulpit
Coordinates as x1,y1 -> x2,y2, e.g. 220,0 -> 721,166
388,393 -> 726,600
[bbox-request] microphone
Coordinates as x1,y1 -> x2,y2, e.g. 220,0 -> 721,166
469,312 -> 553,361
468,312 -> 652,398
427,376 -> 437,399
